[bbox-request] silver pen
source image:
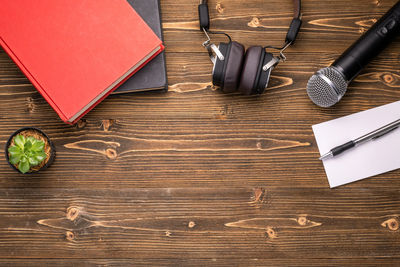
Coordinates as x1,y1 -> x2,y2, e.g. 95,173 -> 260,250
319,118 -> 400,160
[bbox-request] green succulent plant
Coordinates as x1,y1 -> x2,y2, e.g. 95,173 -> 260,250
8,134 -> 47,173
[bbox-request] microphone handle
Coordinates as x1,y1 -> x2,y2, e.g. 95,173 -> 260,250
333,1 -> 400,82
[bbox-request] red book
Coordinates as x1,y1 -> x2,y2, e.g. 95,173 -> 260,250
0,0 -> 164,124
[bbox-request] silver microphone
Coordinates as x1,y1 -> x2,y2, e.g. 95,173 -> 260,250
306,1 -> 400,107
306,67 -> 348,107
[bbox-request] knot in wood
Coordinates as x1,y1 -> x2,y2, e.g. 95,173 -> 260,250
106,148 -> 118,159
382,218 -> 399,231
256,142 -> 262,150
389,219 -> 399,231
382,73 -> 394,84
215,3 -> 224,13
188,221 -> 196,228
66,231 -> 75,241
253,187 -> 266,203
66,206 -> 80,221
248,17 -> 260,28
101,119 -> 115,131
76,119 -> 87,129
297,216 -> 307,226
26,97 -> 34,113
265,227 -> 277,239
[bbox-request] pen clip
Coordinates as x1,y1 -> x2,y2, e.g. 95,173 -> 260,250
372,126 -> 399,140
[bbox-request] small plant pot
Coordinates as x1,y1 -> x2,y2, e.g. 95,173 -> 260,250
5,127 -> 56,174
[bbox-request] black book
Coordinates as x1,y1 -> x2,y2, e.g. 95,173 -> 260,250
113,0 -> 167,94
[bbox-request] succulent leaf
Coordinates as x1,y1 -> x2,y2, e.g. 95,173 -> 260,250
8,145 -> 21,156
14,135 -> 25,150
35,151 -> 47,162
28,157 -> 39,166
9,154 -> 22,164
24,140 -> 32,151
31,140 -> 44,152
18,157 -> 30,173
27,136 -> 36,144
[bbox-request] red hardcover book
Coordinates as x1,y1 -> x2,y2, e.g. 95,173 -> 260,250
0,0 -> 164,124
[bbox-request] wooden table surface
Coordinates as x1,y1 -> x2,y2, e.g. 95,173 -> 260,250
1,0 -> 400,266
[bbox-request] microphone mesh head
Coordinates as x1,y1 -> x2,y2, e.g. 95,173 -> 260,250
306,67 -> 348,107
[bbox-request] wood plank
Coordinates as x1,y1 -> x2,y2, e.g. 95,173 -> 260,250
0,188 -> 399,259
0,118 -> 400,188
1,258 -> 400,266
0,51 -> 399,121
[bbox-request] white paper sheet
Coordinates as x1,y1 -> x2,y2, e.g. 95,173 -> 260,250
312,100 -> 400,188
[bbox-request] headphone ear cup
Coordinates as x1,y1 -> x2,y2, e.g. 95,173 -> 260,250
238,46 -> 264,95
222,41 -> 244,93
212,41 -> 245,93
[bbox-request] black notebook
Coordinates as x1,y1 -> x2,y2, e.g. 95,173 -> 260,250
113,0 -> 167,94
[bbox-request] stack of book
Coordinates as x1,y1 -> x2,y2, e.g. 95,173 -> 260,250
0,0 -> 167,124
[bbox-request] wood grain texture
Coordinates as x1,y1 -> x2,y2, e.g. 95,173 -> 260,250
0,0 -> 399,265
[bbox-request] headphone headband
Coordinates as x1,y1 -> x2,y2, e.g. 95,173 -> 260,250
200,0 -> 300,17
198,0 -> 302,46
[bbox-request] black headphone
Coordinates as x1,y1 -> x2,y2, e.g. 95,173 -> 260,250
198,0 -> 302,95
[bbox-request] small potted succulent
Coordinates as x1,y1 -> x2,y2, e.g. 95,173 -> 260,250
5,127 -> 55,174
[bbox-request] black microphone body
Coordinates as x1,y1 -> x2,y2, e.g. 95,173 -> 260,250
334,1 -> 400,82
307,1 -> 400,107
